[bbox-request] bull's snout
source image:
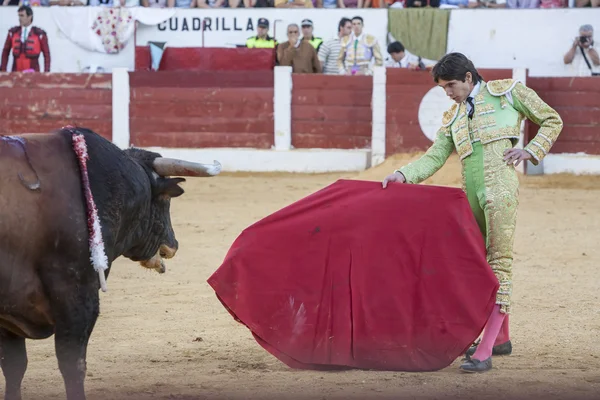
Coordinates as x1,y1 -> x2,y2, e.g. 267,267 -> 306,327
159,244 -> 177,259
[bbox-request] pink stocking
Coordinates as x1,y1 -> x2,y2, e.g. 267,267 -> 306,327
472,305 -> 506,361
494,315 -> 510,346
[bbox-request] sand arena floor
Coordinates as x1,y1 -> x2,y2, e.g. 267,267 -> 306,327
11,153 -> 600,400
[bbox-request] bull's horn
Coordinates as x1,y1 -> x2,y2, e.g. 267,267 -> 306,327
152,158 -> 222,177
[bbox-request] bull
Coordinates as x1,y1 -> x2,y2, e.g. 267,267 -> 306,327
0,127 -> 221,400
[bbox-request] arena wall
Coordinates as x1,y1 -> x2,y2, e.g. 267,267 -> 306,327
0,73 -> 112,141
134,48 -> 276,72
1,69 -> 599,175
128,70 -> 274,149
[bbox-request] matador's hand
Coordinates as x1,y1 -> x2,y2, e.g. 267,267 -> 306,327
382,171 -> 406,189
503,148 -> 532,167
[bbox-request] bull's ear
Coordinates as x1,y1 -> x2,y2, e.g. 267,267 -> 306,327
157,177 -> 186,198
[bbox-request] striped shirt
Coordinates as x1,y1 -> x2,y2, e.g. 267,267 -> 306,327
318,37 -> 343,75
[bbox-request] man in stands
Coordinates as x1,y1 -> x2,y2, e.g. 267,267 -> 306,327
300,19 -> 323,54
337,16 -> 383,76
1,6 -> 50,73
246,18 -> 277,49
277,23 -> 321,74
385,41 -> 436,70
563,24 -> 599,76
382,52 -> 563,373
318,17 -> 352,75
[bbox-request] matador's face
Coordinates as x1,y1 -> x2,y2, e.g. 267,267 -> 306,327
437,72 -> 475,104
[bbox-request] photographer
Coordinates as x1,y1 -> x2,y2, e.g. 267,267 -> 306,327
563,24 -> 599,77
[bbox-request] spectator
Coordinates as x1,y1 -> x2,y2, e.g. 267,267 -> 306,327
246,18 -> 277,48
142,0 -> 175,6
506,0 -> 539,7
539,0 -> 565,6
563,24 -> 599,76
385,41 -> 436,70
275,0 -> 314,7
337,0 -> 361,7
575,0 -> 599,6
174,0 -> 197,7
316,0 -> 338,7
337,16 -> 383,75
300,19 -> 323,53
406,0 -> 440,6
318,17 -> 352,74
277,23 -> 321,73
197,0 -> 226,7
1,6 -> 50,73
465,0 -> 506,7
439,0 -> 468,6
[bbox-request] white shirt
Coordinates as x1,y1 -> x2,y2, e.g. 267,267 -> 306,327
567,45 -> 600,77
385,49 -> 436,69
465,81 -> 481,115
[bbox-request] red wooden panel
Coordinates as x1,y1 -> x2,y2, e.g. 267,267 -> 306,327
131,87 -> 273,104
550,141 -> 600,155
292,75 -> 372,90
532,91 -> 599,108
131,101 -> 272,120
0,119 -> 112,139
130,131 -> 273,149
477,69 -> 515,82
291,105 -> 371,122
527,77 -> 600,92
291,121 -> 372,137
0,73 -> 111,89
130,117 -> 273,134
386,95 -> 424,111
0,104 -> 112,120
129,70 -> 274,88
386,125 -> 431,154
292,134 -> 371,149
292,89 -> 372,107
2,88 -> 112,105
386,69 -> 436,86
553,107 -> 600,126
134,47 -> 276,72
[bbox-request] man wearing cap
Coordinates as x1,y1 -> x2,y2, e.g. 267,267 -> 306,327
246,18 -> 277,49
300,19 -> 323,53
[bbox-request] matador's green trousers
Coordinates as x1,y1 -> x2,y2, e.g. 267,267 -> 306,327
462,139 -> 519,314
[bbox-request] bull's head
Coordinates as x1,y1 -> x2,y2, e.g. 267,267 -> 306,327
122,149 -> 221,274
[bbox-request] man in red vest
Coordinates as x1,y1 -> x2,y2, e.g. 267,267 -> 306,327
1,6 -> 51,72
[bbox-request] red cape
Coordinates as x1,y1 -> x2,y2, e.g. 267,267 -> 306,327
207,179 -> 498,371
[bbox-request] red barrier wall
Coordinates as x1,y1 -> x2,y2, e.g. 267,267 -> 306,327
135,47 -> 276,72
291,75 -> 373,149
129,70 -> 274,148
0,73 -> 112,140
385,68 -> 514,156
525,77 -> 600,155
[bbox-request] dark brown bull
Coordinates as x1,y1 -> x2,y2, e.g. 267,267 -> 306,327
0,127 -> 221,400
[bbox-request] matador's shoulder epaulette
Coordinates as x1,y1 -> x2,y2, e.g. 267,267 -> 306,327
441,103 -> 460,127
486,79 -> 521,97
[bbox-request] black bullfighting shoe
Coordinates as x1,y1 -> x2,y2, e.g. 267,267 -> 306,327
465,340 -> 512,360
459,357 -> 492,373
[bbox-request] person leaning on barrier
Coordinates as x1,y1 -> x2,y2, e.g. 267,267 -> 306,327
246,18 -> 277,49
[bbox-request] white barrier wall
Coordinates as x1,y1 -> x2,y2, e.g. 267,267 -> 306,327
446,9 -> 600,77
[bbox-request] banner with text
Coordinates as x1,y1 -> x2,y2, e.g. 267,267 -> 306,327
135,9 -> 389,50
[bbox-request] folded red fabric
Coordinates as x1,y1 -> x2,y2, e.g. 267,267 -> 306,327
208,179 -> 498,371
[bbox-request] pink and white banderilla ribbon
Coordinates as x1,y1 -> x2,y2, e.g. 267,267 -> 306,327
71,131 -> 109,292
